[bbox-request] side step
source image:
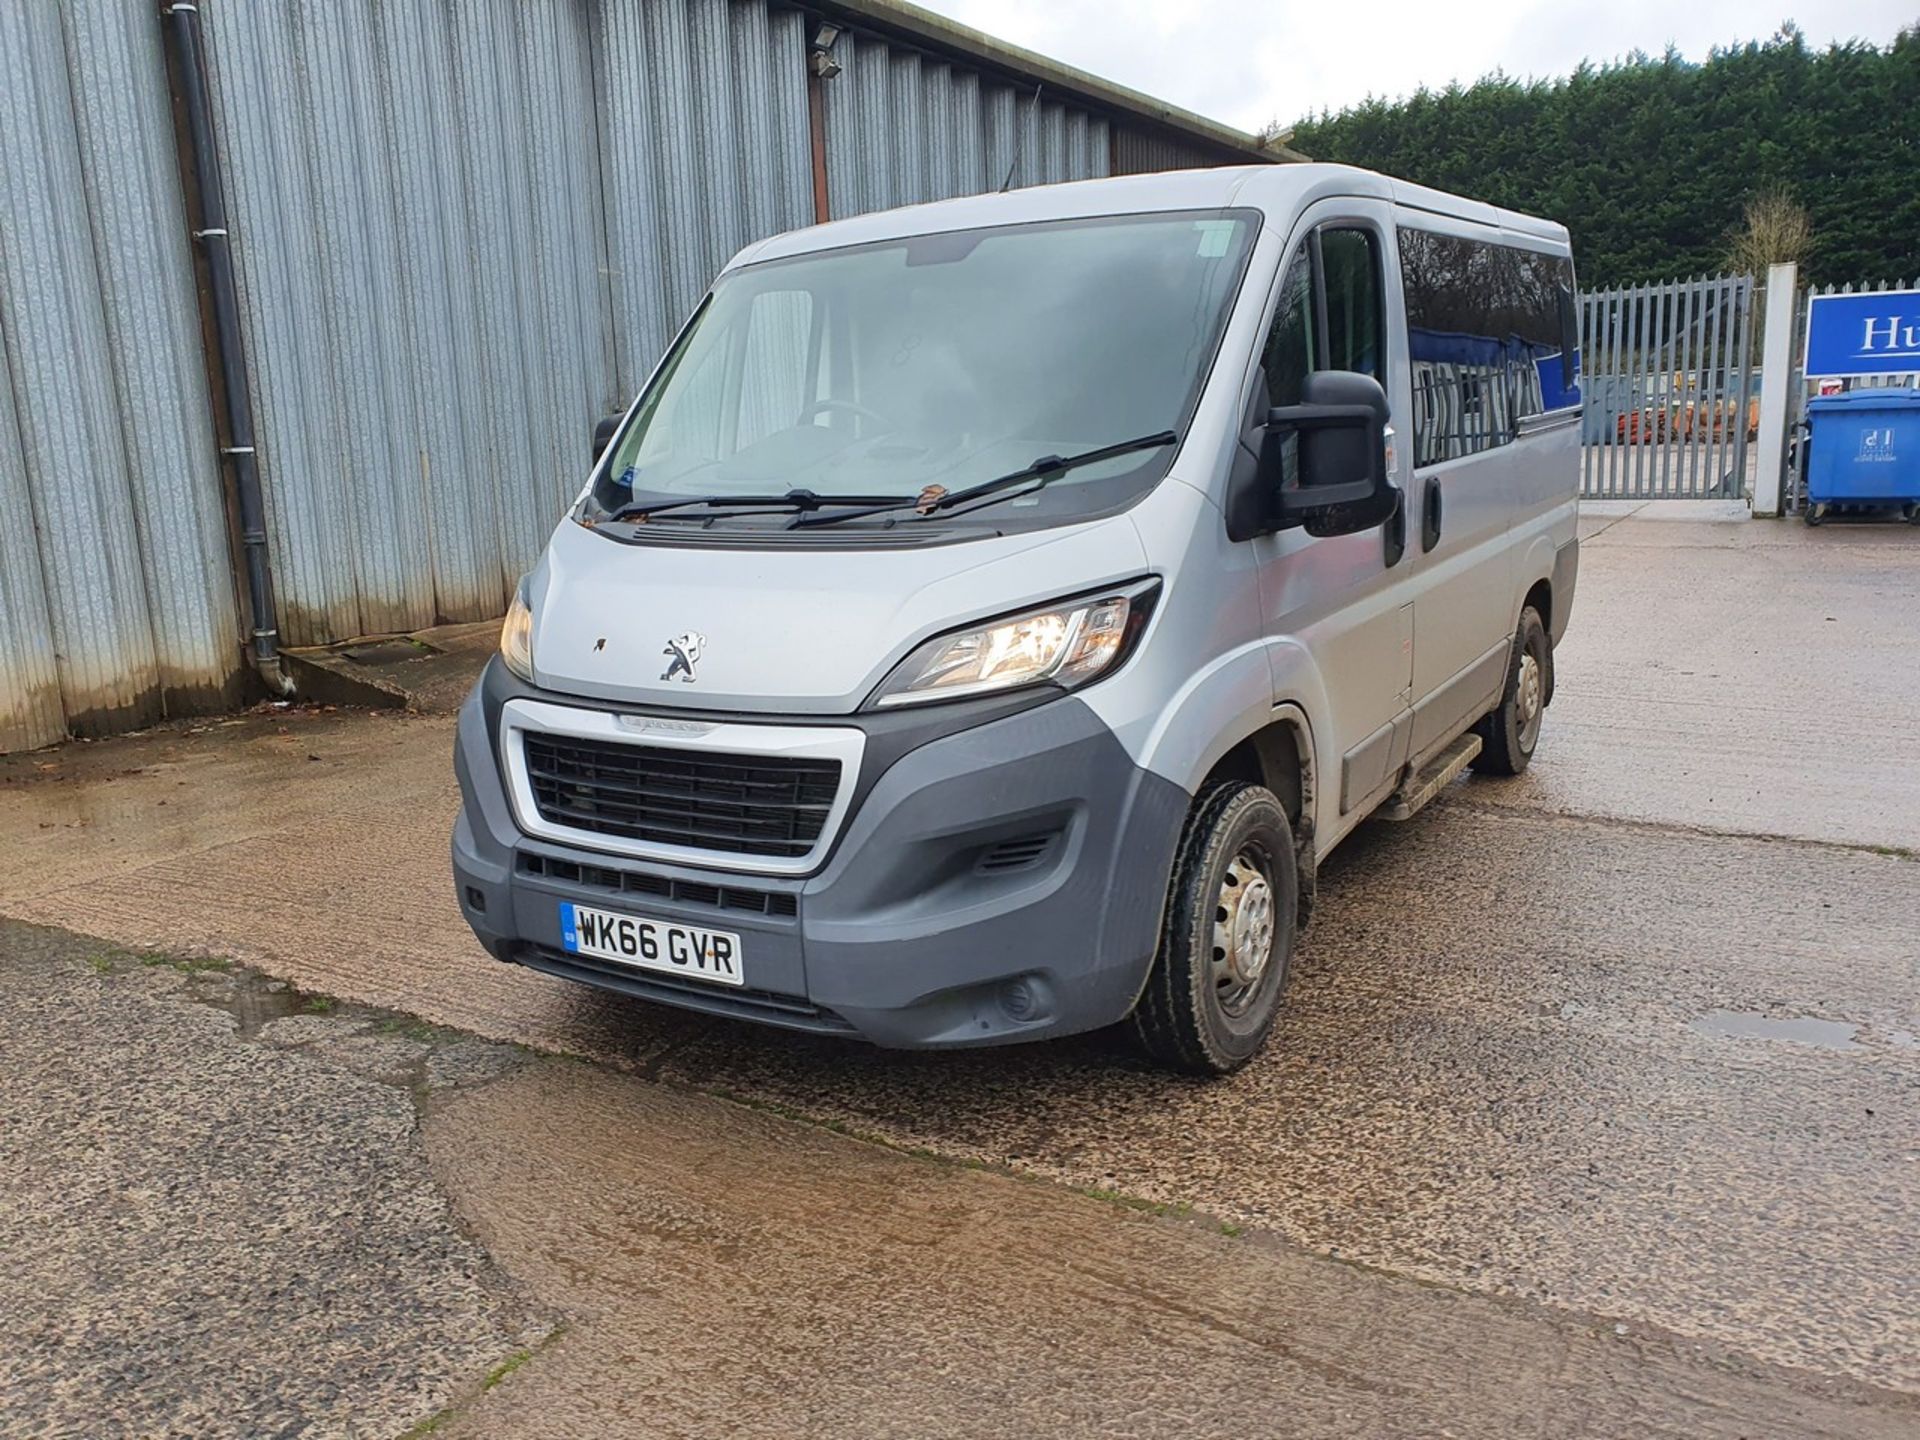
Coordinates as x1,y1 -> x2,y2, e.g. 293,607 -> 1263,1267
1377,732 -> 1482,822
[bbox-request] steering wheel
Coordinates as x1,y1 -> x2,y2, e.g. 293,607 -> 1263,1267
799,397 -> 895,433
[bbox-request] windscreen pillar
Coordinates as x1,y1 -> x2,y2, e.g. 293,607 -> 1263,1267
1751,261 -> 1800,518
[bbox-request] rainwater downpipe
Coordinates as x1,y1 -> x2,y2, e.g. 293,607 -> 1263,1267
161,1 -> 294,697
806,21 -> 841,223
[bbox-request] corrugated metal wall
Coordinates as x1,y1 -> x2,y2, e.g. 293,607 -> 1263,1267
0,0 -> 238,752
194,0 -> 825,646
199,0 -> 617,644
1111,123 -> 1234,176
822,30 -> 1110,220
1,0 -> 1258,753
594,0 -> 815,393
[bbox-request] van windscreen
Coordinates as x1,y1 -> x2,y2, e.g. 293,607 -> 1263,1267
589,210 -> 1257,536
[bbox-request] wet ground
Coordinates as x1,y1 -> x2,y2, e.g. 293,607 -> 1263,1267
4,507 -> 1918,1435
11,922 -> 1909,1440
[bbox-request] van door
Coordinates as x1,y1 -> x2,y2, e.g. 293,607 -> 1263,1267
1394,220 -> 1528,759
1253,207 -> 1416,828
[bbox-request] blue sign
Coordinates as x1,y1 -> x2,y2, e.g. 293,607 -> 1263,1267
1804,288 -> 1920,378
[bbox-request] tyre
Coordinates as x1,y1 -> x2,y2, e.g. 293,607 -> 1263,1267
1472,605 -> 1550,777
1805,503 -> 1827,527
1128,781 -> 1298,1075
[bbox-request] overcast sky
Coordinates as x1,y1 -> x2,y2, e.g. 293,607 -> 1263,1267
916,1 -> 1915,133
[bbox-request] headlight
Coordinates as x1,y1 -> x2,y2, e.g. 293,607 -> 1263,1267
499,583 -> 534,681
869,582 -> 1156,708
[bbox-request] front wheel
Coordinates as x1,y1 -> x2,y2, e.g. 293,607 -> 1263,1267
1128,781 -> 1298,1075
1472,605 -> 1550,776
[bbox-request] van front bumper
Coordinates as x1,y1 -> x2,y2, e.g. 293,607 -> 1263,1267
451,663 -> 1189,1048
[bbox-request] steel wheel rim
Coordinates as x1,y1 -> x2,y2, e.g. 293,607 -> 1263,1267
1211,848 -> 1277,1017
1516,649 -> 1544,751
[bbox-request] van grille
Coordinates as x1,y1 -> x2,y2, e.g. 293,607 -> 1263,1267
521,733 -> 840,859
516,853 -> 799,918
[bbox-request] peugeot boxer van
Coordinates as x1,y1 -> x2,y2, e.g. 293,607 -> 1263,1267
452,163 -> 1580,1074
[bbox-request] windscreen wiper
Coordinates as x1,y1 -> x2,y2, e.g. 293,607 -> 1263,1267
789,430 -> 1180,530
603,487 -> 913,523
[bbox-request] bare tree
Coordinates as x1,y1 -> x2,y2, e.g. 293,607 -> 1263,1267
1725,188 -> 1812,276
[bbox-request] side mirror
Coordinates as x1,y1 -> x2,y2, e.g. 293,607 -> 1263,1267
592,413 -> 622,462
1262,370 -> 1393,535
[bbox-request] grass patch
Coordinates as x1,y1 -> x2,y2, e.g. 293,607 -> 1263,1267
395,1327 -> 564,1438
83,953 -> 113,974
302,995 -> 337,1015
376,1016 -> 458,1044
397,1410 -> 453,1439
481,1348 -> 534,1391
1082,1186 -> 1192,1220
1219,1221 -> 1244,1238
1864,843 -> 1917,860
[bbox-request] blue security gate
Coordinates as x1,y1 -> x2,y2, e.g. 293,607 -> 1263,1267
1579,273 -> 1755,499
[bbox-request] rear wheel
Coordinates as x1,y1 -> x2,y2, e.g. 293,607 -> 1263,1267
1472,605 -> 1549,776
1129,781 -> 1297,1075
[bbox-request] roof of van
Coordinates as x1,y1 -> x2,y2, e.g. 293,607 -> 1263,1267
732,164 -> 1570,271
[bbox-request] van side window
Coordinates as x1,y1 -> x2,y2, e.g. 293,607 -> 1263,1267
1398,227 -> 1578,466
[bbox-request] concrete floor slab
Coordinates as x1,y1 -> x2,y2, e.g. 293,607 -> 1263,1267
1501,512 -> 1920,849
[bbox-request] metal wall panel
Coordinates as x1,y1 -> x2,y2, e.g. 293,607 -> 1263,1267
595,0 -> 814,398
200,0 -> 617,643
822,28 -> 1111,221
1111,124 -> 1237,175
371,0 -> 497,621
0,0 -> 238,747
0,311 -> 64,755
61,0 -> 240,710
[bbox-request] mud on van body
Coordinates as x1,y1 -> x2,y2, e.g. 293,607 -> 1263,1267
452,164 -> 1580,1073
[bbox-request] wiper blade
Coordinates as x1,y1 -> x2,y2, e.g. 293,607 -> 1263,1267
789,430 -> 1180,530
604,488 -> 913,523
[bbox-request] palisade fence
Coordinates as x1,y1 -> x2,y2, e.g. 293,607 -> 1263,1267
1577,273 -> 1756,500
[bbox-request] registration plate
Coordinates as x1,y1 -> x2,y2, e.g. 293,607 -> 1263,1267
559,902 -> 745,988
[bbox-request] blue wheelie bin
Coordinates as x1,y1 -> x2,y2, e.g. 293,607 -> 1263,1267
1802,387 -> 1920,525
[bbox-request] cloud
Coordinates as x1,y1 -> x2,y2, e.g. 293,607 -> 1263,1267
920,0 -> 1915,130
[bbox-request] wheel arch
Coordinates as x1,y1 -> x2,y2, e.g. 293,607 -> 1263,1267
1196,703 -> 1319,930
1520,575 -> 1555,702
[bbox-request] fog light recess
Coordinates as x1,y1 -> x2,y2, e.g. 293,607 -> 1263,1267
997,975 -> 1050,1023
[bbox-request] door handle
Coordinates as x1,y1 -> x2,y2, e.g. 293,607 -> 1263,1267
1382,485 -> 1406,568
1421,477 -> 1443,552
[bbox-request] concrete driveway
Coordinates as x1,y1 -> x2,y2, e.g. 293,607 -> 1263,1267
3,506 -> 1917,1435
